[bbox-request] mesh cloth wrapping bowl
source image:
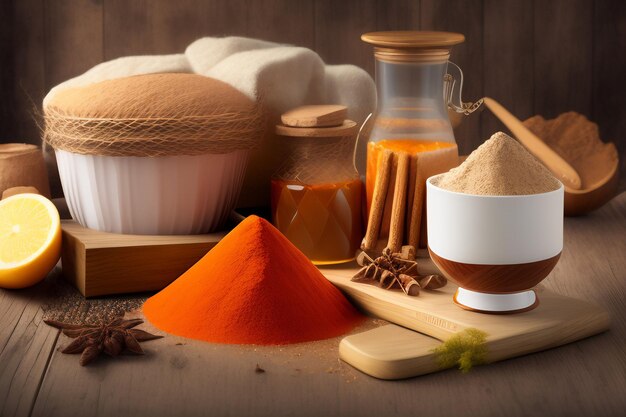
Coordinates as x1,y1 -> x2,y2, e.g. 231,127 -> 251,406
43,73 -> 265,157
42,73 -> 265,234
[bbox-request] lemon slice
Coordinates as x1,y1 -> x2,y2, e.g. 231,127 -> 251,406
0,193 -> 61,289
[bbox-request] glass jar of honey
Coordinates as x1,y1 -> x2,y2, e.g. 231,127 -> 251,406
272,117 -> 362,265
358,31 -> 483,211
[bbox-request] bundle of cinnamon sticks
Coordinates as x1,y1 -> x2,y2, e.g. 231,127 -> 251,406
362,147 -> 458,254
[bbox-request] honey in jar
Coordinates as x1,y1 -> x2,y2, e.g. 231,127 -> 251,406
271,179 -> 362,264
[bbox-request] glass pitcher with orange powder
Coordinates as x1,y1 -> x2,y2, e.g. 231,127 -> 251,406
358,31 -> 483,211
272,119 -> 362,265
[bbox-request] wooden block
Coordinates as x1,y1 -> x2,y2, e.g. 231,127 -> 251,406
321,264 -> 610,379
281,104 -> 347,127
61,221 -> 225,297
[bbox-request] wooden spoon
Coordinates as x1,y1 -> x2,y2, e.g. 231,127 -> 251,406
483,97 -> 582,190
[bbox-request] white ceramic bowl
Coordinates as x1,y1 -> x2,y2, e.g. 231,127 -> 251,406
426,174 -> 564,313
56,149 -> 249,235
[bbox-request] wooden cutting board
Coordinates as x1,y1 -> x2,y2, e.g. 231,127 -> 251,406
320,264 -> 610,379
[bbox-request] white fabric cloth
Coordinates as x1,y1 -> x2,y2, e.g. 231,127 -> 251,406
44,36 -> 376,123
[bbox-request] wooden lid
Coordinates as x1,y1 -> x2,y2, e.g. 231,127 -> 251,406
0,143 -> 39,159
281,105 -> 347,128
276,120 -> 358,138
361,31 -> 465,48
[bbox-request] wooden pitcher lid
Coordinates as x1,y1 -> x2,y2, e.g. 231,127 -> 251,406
361,31 -> 465,48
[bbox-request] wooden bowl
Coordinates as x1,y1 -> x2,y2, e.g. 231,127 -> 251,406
426,175 -> 564,313
564,150 -> 619,216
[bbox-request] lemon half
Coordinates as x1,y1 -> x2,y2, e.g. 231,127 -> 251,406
0,193 -> 61,289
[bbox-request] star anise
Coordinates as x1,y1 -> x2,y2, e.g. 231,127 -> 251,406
44,317 -> 163,366
352,245 -> 447,296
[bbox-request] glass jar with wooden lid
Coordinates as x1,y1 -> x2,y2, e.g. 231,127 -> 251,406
272,105 -> 362,265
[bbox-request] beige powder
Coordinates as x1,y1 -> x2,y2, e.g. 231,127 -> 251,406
524,112 -> 618,189
436,132 -> 560,195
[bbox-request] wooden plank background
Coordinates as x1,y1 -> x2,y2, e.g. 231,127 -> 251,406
1,0 -> 624,193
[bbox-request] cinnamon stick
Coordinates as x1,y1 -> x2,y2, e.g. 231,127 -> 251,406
405,155 -> 418,241
408,152 -> 423,248
379,152 -> 399,239
385,152 -> 409,253
362,149 -> 393,250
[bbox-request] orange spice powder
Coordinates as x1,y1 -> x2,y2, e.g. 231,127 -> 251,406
143,215 -> 363,345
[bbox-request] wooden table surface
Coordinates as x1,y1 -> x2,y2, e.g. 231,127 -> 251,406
1,193 -> 625,417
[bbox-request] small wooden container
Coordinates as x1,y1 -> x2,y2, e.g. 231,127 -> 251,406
0,144 -> 50,197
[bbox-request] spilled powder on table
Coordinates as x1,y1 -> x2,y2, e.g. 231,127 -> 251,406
435,131 -> 560,195
41,268 -> 382,382
128,307 -> 386,383
40,216 -> 379,381
42,267 -> 146,324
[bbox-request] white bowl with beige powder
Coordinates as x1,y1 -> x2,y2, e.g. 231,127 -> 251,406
427,132 -> 564,313
44,73 -> 264,235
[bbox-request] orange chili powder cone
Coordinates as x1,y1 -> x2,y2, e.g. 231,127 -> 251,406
143,215 -> 363,345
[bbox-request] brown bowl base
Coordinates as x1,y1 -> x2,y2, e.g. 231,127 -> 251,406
429,249 -> 561,293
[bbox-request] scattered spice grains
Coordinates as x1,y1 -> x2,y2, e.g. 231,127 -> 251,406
36,238 -> 377,379
231,317 -> 386,381
42,270 -> 146,324
143,216 -> 363,345
435,131 -> 560,195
